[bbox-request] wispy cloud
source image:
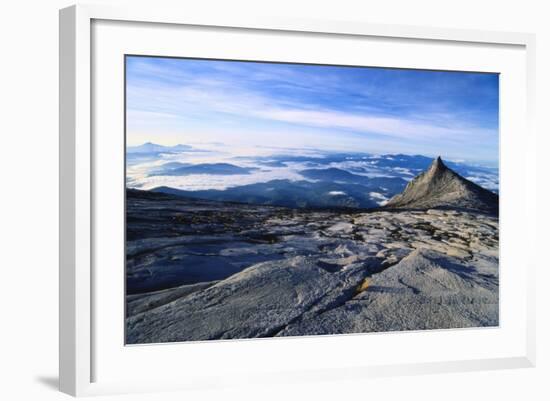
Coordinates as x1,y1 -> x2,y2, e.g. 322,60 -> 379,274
126,56 -> 499,163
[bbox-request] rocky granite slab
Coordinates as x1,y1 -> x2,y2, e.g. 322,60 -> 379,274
126,189 -> 499,343
277,248 -> 498,336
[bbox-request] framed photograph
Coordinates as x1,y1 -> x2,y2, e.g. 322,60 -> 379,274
59,4 -> 536,396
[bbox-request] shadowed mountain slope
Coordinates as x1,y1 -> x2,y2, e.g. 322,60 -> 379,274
385,157 -> 498,214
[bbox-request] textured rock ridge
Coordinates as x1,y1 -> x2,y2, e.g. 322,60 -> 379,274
126,189 -> 499,343
385,157 -> 498,213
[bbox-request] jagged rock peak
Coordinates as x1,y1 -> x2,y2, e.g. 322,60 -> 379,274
431,156 -> 444,168
385,156 -> 498,214
425,156 -> 447,175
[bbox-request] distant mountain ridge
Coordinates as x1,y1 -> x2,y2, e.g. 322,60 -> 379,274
385,157 -> 498,214
149,163 -> 256,176
127,142 -> 192,154
299,168 -> 407,193
151,179 -> 382,209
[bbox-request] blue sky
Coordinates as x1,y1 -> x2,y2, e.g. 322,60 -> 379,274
126,56 -> 499,165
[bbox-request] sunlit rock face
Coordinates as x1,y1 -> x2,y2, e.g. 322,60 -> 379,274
386,157 -> 498,214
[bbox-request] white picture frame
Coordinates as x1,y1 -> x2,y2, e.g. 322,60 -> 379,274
59,3 -> 536,397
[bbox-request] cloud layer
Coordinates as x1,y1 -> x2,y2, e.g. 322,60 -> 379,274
126,56 -> 499,164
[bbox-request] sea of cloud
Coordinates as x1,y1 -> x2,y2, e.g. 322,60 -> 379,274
126,144 -> 499,195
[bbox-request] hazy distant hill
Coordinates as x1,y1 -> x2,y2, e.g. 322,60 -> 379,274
127,142 -> 193,154
149,163 -> 256,176
152,179 -> 382,209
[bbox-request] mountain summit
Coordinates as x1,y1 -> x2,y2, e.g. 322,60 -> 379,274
385,157 -> 498,214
